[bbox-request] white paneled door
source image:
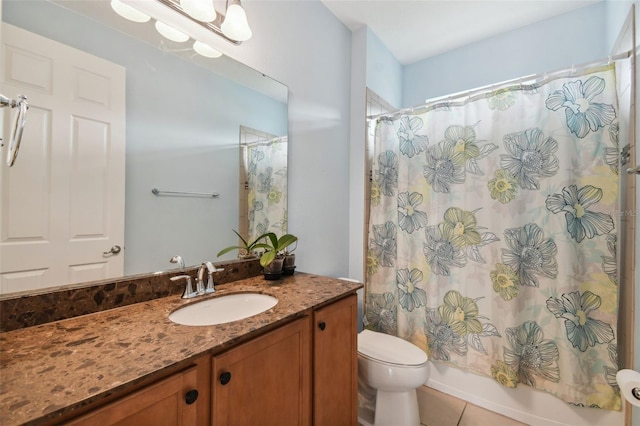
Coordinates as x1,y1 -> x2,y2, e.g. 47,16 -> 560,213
0,24 -> 125,294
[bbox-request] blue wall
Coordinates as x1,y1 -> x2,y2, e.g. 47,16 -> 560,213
365,27 -> 402,109
402,2 -> 608,107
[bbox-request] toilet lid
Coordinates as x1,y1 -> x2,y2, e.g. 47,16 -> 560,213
358,329 -> 427,366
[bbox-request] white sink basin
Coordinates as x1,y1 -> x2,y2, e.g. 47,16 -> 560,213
169,293 -> 278,326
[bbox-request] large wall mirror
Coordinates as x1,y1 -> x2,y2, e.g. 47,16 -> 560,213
0,0 -> 288,295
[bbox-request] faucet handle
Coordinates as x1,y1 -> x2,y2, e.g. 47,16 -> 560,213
205,265 -> 224,294
170,274 -> 196,299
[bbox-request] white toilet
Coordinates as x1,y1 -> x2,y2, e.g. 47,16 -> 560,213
357,329 -> 429,426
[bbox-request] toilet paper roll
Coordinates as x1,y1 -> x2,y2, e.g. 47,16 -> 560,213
616,369 -> 640,408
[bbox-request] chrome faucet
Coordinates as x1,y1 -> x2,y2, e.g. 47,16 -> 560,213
197,261 -> 224,294
170,274 -> 197,299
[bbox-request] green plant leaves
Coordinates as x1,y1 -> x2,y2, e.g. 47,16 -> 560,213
259,233 -> 298,266
217,230 -> 275,258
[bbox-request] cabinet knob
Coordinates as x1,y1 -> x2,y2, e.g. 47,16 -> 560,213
318,321 -> 326,331
185,389 -> 199,405
219,371 -> 232,385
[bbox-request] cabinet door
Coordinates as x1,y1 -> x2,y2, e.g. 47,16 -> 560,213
313,294 -> 358,426
212,317 -> 311,426
67,366 -> 199,426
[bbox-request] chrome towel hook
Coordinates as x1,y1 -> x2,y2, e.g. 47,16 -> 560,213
1,93 -> 29,167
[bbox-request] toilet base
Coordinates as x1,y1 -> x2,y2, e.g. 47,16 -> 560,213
374,389 -> 420,426
357,375 -> 376,425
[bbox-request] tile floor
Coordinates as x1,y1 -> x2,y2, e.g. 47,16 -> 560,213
417,386 -> 528,426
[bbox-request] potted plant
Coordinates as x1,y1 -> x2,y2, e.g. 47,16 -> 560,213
282,241 -> 298,275
217,230 -> 272,259
260,232 -> 298,280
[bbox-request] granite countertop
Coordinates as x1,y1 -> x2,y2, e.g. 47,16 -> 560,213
0,273 -> 362,426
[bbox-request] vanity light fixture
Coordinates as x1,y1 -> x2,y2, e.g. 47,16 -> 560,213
193,40 -> 222,58
180,0 -> 217,22
112,0 -> 252,60
155,20 -> 190,42
220,0 -> 252,42
110,0 -> 151,23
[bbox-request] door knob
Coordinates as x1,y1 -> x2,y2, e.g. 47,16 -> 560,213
318,321 -> 326,331
103,245 -> 121,255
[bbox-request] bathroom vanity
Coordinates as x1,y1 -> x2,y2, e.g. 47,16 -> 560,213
0,270 -> 361,425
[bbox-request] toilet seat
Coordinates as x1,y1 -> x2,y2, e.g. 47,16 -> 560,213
358,329 -> 427,367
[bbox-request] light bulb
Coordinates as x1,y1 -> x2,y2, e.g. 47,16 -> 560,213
181,0 -> 217,22
221,3 -> 252,41
193,40 -> 222,58
110,0 -> 150,23
155,21 -> 190,43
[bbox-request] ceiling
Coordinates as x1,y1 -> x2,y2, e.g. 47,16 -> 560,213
320,0 -> 601,65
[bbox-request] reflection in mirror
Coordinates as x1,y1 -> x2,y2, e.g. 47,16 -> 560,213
239,126 -> 288,242
0,93 -> 29,167
0,0 -> 287,295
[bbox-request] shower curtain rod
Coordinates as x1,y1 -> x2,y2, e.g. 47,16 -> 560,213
368,48 -> 634,121
242,136 -> 284,146
242,136 -> 287,147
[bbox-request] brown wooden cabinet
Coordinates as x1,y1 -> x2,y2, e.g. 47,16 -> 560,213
313,294 -> 358,426
211,316 -> 312,425
209,294 -> 357,426
67,365 -> 201,426
64,293 -> 357,426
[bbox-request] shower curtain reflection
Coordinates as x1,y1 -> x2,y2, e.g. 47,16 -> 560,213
240,128 -> 288,242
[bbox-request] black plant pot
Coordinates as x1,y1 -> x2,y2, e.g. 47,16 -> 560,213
282,254 -> 296,275
263,257 -> 284,280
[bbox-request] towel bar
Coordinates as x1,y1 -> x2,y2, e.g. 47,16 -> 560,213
151,188 -> 220,197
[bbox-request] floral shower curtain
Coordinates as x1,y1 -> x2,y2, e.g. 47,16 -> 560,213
365,65 -> 621,409
246,136 -> 288,242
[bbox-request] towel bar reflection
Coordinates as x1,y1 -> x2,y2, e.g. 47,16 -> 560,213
151,188 -> 220,198
626,166 -> 640,175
